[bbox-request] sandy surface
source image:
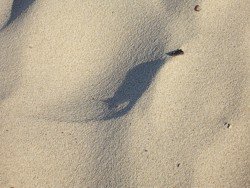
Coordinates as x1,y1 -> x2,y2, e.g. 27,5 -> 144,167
0,0 -> 249,187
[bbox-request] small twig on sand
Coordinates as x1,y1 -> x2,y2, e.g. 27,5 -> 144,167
163,49 -> 184,58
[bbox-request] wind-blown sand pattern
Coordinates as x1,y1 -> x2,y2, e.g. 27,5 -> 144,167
0,0 -> 249,187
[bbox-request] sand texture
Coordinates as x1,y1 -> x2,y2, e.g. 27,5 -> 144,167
0,0 -> 249,187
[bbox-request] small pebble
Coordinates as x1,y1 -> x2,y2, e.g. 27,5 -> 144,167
224,122 -> 231,128
194,5 -> 201,11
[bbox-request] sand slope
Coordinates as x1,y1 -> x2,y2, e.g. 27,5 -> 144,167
0,0 -> 249,187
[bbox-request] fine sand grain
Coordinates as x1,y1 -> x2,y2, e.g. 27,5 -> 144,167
0,0 -> 249,187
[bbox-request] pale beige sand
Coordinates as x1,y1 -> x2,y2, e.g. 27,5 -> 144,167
0,0 -> 249,187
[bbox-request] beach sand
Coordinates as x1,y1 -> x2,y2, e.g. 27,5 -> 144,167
0,0 -> 249,187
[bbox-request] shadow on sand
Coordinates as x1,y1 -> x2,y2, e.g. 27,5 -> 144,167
1,0 -> 35,29
102,57 -> 166,120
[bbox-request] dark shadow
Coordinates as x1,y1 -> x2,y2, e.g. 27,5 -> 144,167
1,0 -> 35,29
102,58 -> 166,120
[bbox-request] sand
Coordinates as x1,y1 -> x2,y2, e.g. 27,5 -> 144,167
0,0 -> 249,187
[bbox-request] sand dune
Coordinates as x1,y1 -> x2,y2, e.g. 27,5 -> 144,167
0,0 -> 249,187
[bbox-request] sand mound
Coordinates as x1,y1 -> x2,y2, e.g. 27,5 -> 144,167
0,0 -> 249,187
